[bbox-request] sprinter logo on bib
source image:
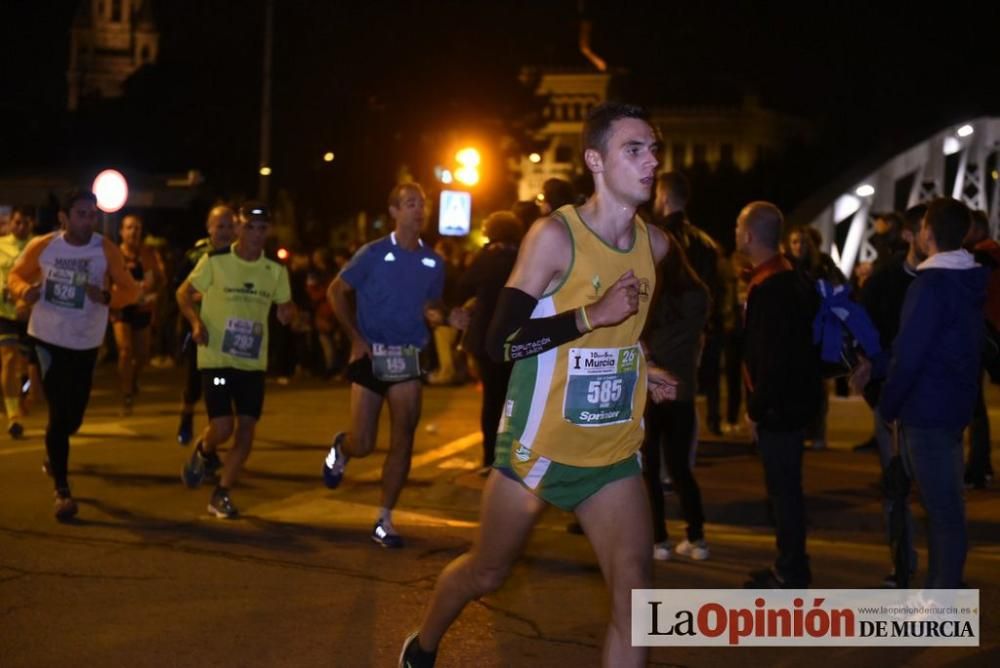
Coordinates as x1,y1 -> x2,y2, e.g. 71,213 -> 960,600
563,346 -> 639,427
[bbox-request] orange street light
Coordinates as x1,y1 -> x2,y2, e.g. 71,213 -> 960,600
454,146 -> 481,186
455,147 -> 481,167
455,166 -> 479,186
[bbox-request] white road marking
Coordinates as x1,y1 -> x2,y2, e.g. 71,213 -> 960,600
351,431 -> 481,481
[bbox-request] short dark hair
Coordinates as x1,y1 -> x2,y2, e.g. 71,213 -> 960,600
656,171 -> 690,206
902,204 -> 927,234
582,102 -> 650,157
483,211 -> 523,244
10,205 -> 36,219
62,189 -> 97,212
387,182 -> 425,210
924,197 -> 971,251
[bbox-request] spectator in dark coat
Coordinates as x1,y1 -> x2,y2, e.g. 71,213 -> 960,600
737,202 -> 823,589
642,233 -> 711,561
455,211 -> 523,470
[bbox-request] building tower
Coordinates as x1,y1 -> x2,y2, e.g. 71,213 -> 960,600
67,0 -> 159,110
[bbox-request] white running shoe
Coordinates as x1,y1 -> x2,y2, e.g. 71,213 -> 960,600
653,541 -> 671,561
675,539 -> 710,561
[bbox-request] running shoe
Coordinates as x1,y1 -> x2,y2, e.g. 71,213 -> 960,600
322,432 -> 349,489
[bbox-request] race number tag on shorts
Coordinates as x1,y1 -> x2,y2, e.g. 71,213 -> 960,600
563,346 -> 640,427
371,343 -> 421,382
44,269 -> 88,310
221,318 -> 264,359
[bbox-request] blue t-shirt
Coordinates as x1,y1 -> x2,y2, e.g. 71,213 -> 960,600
339,232 -> 445,348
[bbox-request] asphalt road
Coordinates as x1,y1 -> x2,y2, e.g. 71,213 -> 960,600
1,365 -> 997,667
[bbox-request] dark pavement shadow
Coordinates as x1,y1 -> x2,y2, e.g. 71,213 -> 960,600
71,464 -> 191,488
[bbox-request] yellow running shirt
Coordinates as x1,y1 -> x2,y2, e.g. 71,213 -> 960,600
0,233 -> 30,320
497,205 -> 656,467
188,246 -> 291,372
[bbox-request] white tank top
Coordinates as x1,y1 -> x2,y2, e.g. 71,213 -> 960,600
28,233 -> 111,350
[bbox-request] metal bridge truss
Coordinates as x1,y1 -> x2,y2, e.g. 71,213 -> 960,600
806,117 -> 1000,277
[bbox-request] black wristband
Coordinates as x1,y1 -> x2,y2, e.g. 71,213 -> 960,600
102,289 -> 112,305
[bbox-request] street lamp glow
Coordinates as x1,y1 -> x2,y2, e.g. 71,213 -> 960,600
957,124 -> 974,138
323,152 -> 335,162
529,152 -> 542,163
943,137 -> 961,155
92,169 -> 128,213
855,184 -> 875,197
259,166 -> 272,176
455,147 -> 481,167
455,166 -> 479,186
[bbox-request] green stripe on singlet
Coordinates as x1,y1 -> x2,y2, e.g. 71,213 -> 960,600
502,354 -> 539,444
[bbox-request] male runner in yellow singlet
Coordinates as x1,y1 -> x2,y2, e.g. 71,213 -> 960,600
400,102 -> 675,668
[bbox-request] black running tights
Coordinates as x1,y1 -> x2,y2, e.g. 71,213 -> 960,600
35,341 -> 98,491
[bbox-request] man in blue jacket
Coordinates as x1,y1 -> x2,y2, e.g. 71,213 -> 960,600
879,197 -> 987,588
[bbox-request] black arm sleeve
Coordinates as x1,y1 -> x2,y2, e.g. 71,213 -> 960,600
486,287 -> 584,363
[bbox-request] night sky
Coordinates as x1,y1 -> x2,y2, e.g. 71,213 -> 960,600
3,0 -> 999,243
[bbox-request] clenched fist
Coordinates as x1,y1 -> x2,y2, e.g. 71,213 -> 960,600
586,270 -> 640,329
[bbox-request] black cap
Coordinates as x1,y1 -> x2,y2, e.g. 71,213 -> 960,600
239,201 -> 270,222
